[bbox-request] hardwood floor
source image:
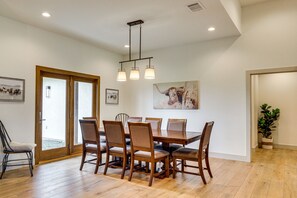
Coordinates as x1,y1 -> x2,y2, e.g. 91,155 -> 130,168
1,148 -> 296,198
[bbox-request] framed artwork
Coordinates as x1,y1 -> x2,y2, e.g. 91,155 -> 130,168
105,88 -> 119,105
153,80 -> 199,110
0,76 -> 25,102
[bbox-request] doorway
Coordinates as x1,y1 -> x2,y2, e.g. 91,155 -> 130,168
247,66 -> 297,162
35,66 -> 100,163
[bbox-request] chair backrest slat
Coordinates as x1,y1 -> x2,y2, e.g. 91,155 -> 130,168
79,120 -> 99,144
103,121 -> 126,148
167,119 -> 187,132
199,121 -> 215,152
115,113 -> 129,125
145,117 -> 162,131
128,122 -> 154,153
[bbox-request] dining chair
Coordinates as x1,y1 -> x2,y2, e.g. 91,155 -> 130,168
103,121 -> 130,179
125,117 -> 142,127
115,113 -> 129,125
79,119 -> 106,174
172,121 -> 214,184
128,122 -> 169,186
83,117 -> 106,142
145,117 -> 162,131
167,118 -> 187,170
0,120 -> 36,179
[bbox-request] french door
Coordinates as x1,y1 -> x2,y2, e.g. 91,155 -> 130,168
35,66 -> 100,163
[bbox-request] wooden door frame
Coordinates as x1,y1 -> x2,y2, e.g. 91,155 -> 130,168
35,65 -> 100,164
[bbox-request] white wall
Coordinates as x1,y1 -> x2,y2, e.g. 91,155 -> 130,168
121,0 -> 297,161
258,72 -> 297,147
0,16 -> 123,163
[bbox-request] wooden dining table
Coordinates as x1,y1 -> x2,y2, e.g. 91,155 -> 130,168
98,127 -> 202,150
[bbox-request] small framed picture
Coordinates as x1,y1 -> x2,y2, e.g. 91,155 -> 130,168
0,76 -> 25,102
105,88 -> 119,105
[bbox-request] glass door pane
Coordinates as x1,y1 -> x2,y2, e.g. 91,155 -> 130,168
42,77 -> 67,150
74,81 -> 93,145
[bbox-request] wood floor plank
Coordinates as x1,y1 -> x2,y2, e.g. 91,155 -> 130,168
1,148 -> 297,198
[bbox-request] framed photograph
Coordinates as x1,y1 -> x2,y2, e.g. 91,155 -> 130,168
105,88 -> 119,105
153,80 -> 199,110
0,76 -> 25,102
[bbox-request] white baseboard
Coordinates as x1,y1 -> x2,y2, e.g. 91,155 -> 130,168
209,152 -> 248,162
273,144 -> 297,150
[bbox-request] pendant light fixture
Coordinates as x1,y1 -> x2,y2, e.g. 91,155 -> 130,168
117,20 -> 155,81
144,58 -> 155,79
116,63 -> 127,81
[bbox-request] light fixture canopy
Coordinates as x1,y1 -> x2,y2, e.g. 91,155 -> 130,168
118,20 -> 155,81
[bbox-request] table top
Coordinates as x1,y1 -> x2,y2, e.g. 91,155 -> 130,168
99,127 -> 201,145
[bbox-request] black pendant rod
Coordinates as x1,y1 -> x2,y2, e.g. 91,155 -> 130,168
139,24 -> 142,59
120,19 -> 153,64
119,57 -> 153,64
129,26 -> 131,60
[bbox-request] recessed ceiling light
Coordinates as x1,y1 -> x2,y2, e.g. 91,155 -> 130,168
42,12 -> 51,18
208,27 -> 215,32
124,45 -> 130,48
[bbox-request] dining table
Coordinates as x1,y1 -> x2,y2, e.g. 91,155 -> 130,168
98,127 -> 202,151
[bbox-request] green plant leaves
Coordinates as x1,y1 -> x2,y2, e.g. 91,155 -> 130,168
258,104 -> 280,138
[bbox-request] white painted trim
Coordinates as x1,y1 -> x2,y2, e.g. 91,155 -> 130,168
209,152 -> 248,162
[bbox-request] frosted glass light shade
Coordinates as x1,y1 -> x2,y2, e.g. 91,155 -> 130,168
144,67 -> 155,79
117,70 -> 127,81
130,68 -> 140,80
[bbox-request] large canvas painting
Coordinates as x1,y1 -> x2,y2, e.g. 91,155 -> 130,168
153,81 -> 199,110
0,76 -> 25,102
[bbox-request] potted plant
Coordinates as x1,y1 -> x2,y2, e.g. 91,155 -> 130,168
258,104 -> 280,149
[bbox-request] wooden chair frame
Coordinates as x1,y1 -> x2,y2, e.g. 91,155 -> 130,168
79,119 -> 106,174
128,122 -> 169,186
172,121 -> 214,184
103,120 -> 130,179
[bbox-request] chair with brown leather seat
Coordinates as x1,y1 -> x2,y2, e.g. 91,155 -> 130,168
103,120 -> 130,179
128,122 -> 169,186
79,119 -> 106,174
172,121 -> 214,184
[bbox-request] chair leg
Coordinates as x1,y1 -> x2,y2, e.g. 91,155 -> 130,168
128,156 -> 135,181
165,157 -> 169,178
181,159 -> 185,172
80,151 -> 86,171
26,152 -> 33,177
0,153 -> 9,179
172,157 -> 176,179
205,155 -> 213,178
149,162 -> 155,187
94,153 -> 101,174
121,155 -> 127,179
138,160 -> 142,167
145,162 -> 149,173
104,153 -> 110,175
29,152 -> 34,170
198,160 -> 207,184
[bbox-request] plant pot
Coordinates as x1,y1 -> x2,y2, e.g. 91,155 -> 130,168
262,137 -> 273,149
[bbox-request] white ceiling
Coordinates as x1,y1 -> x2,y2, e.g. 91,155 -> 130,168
0,0 -> 241,55
240,0 -> 273,7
